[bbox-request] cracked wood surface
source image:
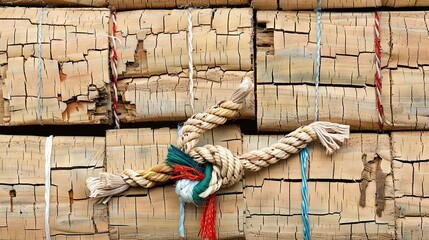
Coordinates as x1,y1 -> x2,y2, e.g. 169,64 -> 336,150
0,0 -> 249,8
252,0 -> 429,9
257,11 -> 429,131
106,125 -> 244,239
392,132 -> 429,239
243,133 -> 395,239
0,0 -> 107,7
115,9 -> 254,122
0,135 -> 108,239
380,12 -> 429,130
109,0 -> 249,10
0,7 -> 111,125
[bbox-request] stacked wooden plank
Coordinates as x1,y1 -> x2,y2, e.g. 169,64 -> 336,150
256,11 -> 429,131
114,8 -> 254,122
105,125 -> 244,239
252,0 -> 429,9
0,7 -> 111,125
243,133 -> 395,239
0,135 -> 108,239
393,132 -> 429,239
0,0 -> 249,8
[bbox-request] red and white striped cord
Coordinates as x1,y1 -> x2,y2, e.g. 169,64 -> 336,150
374,12 -> 383,131
111,10 -> 120,129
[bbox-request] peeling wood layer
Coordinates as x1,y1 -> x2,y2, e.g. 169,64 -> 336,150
106,126 -> 244,239
115,9 -> 254,122
0,135 -> 108,240
243,133 -> 395,239
0,7 -> 111,125
257,11 -> 429,131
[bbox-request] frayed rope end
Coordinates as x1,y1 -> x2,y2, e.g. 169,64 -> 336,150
86,172 -> 130,204
309,121 -> 350,155
228,77 -> 253,104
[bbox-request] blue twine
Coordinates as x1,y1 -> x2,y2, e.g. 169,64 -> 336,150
179,199 -> 185,237
300,146 -> 311,240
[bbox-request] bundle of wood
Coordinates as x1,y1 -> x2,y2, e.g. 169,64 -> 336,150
257,11 -> 429,131
0,0 -> 249,9
0,7 -> 111,125
252,0 -> 429,10
106,126 -> 244,239
115,8 -> 254,122
244,133 -> 395,239
0,135 -> 108,239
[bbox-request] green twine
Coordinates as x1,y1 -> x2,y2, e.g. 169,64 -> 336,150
166,145 -> 204,173
192,164 -> 212,203
166,145 -> 213,203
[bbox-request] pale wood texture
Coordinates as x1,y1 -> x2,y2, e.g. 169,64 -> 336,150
243,133 -> 395,239
0,0 -> 107,7
257,11 -> 429,131
383,0 -> 429,7
115,9 -> 254,122
0,0 -> 248,8
0,7 -> 111,125
252,0 -> 429,9
392,131 -> 429,240
110,0 -> 249,10
106,125 -> 244,239
252,0 -> 380,9
0,135 -> 108,239
380,12 -> 429,130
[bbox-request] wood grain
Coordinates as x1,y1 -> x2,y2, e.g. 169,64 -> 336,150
0,0 -> 248,8
392,131 -> 429,240
110,0 -> 249,10
0,7 -> 111,125
257,11 -> 429,131
115,9 -> 254,122
106,125 -> 244,239
252,0 -> 429,9
0,135 -> 108,239
243,133 -> 395,239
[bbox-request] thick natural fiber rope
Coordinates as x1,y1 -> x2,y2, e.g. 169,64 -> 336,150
86,78 -> 253,201
87,77 -> 350,201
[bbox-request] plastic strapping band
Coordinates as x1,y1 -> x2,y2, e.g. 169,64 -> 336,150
44,135 -> 53,240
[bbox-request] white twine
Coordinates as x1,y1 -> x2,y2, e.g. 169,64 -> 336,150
37,8 -> 45,123
187,8 -> 195,113
44,135 -> 53,240
314,3 -> 322,122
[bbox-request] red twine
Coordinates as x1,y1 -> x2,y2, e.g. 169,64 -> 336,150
374,12 -> 383,131
200,194 -> 217,240
111,9 -> 120,129
171,165 -> 205,181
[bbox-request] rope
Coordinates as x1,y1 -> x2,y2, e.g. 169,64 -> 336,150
44,135 -> 53,240
111,9 -> 120,129
300,146 -> 310,240
374,12 -> 383,131
37,8 -> 45,124
86,77 -> 350,238
187,8 -> 195,113
298,2 -> 323,237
